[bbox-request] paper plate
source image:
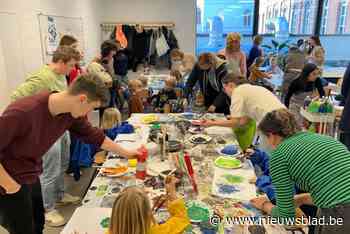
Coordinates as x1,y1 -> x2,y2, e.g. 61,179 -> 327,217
189,134 -> 212,144
186,200 -> 213,223
101,166 -> 128,177
214,156 -> 242,169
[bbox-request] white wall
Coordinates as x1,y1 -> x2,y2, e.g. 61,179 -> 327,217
0,0 -> 102,111
99,0 -> 196,55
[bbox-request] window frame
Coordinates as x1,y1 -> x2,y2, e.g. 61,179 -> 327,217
195,0 -> 350,38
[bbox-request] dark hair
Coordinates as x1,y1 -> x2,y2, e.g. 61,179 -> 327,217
258,108 -> 301,138
222,73 -> 248,85
52,46 -> 81,63
68,73 -> 110,106
299,63 -> 318,82
198,53 -> 215,67
310,36 -> 322,47
59,35 -> 78,46
296,39 -> 304,48
101,40 -> 119,58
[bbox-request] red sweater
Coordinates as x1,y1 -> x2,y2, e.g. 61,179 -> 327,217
0,92 -> 105,185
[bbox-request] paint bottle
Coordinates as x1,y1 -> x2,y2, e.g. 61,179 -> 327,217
136,146 -> 148,180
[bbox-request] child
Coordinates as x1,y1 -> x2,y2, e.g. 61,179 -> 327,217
248,56 -> 274,92
170,70 -> 185,90
128,79 -> 144,116
153,77 -> 177,113
138,76 -> 153,113
108,176 -> 190,234
268,56 -> 283,76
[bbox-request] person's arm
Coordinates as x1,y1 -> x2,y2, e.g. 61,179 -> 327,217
315,78 -> 326,98
294,193 -> 314,207
241,53 -> 247,77
184,64 -> 199,99
70,118 -> 139,158
284,79 -> 298,107
0,109 -> 27,193
269,151 -> 296,219
11,75 -> 49,101
341,64 -> 350,100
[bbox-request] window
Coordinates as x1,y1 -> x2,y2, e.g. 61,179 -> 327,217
320,0 -> 329,34
321,0 -> 349,34
196,0 -> 254,55
337,0 -> 348,34
243,10 -> 252,27
258,0 -> 318,35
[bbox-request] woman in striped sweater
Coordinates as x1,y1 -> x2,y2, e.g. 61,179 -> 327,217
250,108 -> 350,234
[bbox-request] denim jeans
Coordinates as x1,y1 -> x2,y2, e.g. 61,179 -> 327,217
39,132 -> 70,211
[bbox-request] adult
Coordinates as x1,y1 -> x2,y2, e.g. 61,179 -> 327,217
251,109 -> 350,234
11,46 -> 81,226
284,63 -> 325,125
339,63 -> 350,150
200,74 -> 285,151
87,40 -> 122,110
0,74 -> 140,234
59,35 -> 84,85
306,36 -> 325,70
184,52 -> 227,112
218,32 -> 247,77
281,41 -> 306,102
247,35 -> 263,72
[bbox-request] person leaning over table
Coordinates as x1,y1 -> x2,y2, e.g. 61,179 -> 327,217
0,74 -> 141,234
250,109 -> 350,234
198,73 -> 285,152
184,52 -> 228,113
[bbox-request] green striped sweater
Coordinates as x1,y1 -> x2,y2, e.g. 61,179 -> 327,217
270,132 -> 350,219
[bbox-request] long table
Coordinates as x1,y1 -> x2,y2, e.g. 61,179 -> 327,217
62,114 -> 307,234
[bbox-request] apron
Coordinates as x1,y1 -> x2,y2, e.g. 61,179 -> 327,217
289,90 -> 313,126
233,119 -> 256,151
226,58 -> 241,76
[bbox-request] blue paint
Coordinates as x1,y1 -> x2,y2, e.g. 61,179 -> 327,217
217,184 -> 239,194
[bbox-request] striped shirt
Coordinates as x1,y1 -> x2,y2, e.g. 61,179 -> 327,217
270,132 -> 350,219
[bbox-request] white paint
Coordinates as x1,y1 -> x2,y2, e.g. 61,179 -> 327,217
99,0 -> 196,55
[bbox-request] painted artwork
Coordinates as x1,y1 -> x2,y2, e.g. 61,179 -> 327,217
46,16 -> 59,55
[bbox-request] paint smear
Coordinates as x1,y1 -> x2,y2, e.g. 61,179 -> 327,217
222,174 -> 244,184
217,184 -> 240,194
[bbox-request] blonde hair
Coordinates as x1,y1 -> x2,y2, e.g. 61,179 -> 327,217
109,187 -> 153,234
165,77 -> 177,89
128,79 -> 143,92
227,32 -> 241,43
101,107 -> 122,129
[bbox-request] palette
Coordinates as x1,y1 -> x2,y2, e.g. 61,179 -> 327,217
189,134 -> 212,144
100,166 -> 128,177
214,157 -> 241,169
186,200 -> 213,223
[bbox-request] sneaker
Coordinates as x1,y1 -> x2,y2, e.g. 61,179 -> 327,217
56,193 -> 80,206
45,210 -> 66,227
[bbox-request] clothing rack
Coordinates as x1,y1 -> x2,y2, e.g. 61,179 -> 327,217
100,22 -> 175,32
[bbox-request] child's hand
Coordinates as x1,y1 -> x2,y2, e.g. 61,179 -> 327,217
165,176 -> 178,201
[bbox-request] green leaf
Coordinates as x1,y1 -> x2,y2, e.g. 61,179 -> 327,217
271,39 -> 279,48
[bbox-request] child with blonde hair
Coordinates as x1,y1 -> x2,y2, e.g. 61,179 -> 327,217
128,79 -> 144,116
108,176 -> 190,234
249,56 -> 274,92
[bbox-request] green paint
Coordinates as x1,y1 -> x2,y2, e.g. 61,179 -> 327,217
222,174 -> 244,184
186,201 -> 212,222
187,206 -> 210,222
214,157 -> 241,169
96,185 -> 108,197
100,217 -> 110,228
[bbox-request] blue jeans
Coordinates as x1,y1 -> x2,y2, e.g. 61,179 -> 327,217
39,132 -> 70,211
